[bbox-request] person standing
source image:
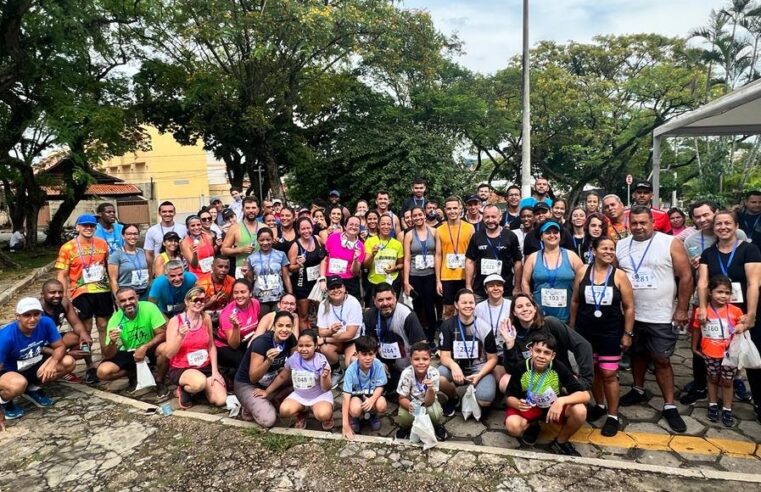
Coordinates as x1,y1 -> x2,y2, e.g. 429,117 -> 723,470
435,196 -> 475,320
602,194 -> 629,244
108,224 -> 152,299
503,185 -> 522,229
375,190 -> 402,238
519,176 -> 553,210
363,214 -> 404,298
228,186 -> 244,221
738,190 -> 761,244
585,191 -> 601,215
181,215 -> 216,276
464,195 -> 483,232
144,201 -> 188,266
522,203 -> 575,257
288,217 -> 326,328
401,178 -> 429,214
668,208 -> 688,237
631,180 -> 671,234
403,207 -> 439,350
320,216 -> 365,299
94,203 -> 124,254
221,196 -> 263,278
246,228 -> 292,314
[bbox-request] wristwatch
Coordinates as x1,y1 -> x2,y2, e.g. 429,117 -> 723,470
624,331 -> 634,337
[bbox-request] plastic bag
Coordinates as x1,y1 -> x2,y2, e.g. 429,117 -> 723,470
308,281 -> 325,302
461,384 -> 482,421
409,407 -> 438,450
135,360 -> 156,391
400,291 -> 414,309
738,332 -> 761,370
226,394 -> 241,418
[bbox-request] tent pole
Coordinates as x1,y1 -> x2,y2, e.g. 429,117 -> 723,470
652,135 -> 661,208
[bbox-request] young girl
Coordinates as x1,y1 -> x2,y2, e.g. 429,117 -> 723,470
258,329 -> 334,430
691,275 -> 745,427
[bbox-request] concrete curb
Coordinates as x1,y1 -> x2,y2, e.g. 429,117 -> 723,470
0,260 -> 54,306
61,382 -> 761,484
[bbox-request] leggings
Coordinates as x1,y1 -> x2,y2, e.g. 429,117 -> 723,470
409,274 -> 438,344
233,379 -> 292,428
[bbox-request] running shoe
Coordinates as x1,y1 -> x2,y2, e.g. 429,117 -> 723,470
23,389 -> 53,408
369,413 -> 381,431
395,427 -> 411,440
707,404 -> 719,422
2,400 -> 24,420
734,379 -> 752,403
61,372 -> 83,384
330,368 -> 343,390
619,353 -> 631,371
550,439 -> 581,456
662,408 -> 687,433
680,388 -> 707,405
434,423 -> 449,441
442,395 -> 460,417
520,423 -> 540,445
84,368 -> 100,385
176,386 -> 193,409
586,404 -> 607,422
155,382 -> 170,400
721,409 -> 734,428
619,388 -> 648,406
350,416 -> 362,433
601,416 -> 619,437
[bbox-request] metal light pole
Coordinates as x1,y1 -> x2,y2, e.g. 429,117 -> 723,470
520,0 -> 532,197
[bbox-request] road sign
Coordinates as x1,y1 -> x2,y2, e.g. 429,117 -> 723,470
625,174 -> 633,185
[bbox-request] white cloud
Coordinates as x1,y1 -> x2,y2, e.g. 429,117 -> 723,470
403,0 -> 726,73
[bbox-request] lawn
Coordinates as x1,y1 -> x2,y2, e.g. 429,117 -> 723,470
0,247 -> 58,287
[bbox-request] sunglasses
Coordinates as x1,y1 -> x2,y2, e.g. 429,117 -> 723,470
191,297 -> 207,304
200,217 -> 212,222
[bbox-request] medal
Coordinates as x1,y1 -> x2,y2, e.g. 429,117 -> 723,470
594,310 -> 602,318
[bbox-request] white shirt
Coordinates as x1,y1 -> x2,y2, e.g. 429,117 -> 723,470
144,223 -> 188,255
229,200 -> 243,221
317,294 -> 363,341
475,298 -> 512,350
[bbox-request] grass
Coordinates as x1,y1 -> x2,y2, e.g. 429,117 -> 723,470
0,247 -> 58,286
258,433 -> 308,453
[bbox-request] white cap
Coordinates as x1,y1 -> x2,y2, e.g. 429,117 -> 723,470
483,274 -> 505,286
16,297 -> 43,314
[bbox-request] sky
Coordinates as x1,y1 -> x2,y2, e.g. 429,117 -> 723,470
402,0 -> 725,74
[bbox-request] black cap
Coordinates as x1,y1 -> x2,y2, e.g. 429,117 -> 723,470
326,276 -> 344,289
465,194 -> 480,203
163,231 -> 181,241
633,180 -> 652,191
533,202 -> 551,212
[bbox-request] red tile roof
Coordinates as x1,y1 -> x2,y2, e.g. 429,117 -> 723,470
43,183 -> 143,198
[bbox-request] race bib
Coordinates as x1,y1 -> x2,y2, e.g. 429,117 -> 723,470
541,288 -> 567,308
17,354 -> 43,371
532,388 -> 558,409
731,282 -> 744,303
521,349 -> 532,360
130,269 -> 149,286
292,369 -> 317,390
453,340 -> 478,360
82,264 -> 105,284
630,268 -> 657,290
584,286 -> 613,306
256,274 -> 281,291
234,267 -> 246,279
328,258 -> 348,274
306,265 -> 320,282
480,258 -> 503,275
199,256 -> 214,273
446,253 -> 465,270
701,320 -> 727,340
380,342 -> 402,359
374,259 -> 394,275
414,254 -> 435,270
187,349 -> 208,367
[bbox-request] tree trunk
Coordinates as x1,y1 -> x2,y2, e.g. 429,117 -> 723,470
44,173 -> 90,247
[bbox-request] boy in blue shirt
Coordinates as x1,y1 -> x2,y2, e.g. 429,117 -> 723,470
341,336 -> 387,439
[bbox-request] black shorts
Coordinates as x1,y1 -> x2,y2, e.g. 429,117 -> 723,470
73,292 -> 115,320
167,365 -> 212,385
441,280 -> 465,305
632,321 -> 677,359
0,357 -> 48,386
104,347 -> 158,373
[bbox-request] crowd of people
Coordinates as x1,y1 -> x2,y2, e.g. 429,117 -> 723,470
1,179 -> 760,458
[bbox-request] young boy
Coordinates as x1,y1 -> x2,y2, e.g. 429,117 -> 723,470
504,332 -> 589,456
341,336 -> 388,439
395,341 -> 449,441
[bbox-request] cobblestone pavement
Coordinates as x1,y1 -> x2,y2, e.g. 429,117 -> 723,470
0,384 -> 756,492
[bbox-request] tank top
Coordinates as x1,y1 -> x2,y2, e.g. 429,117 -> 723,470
237,221 -> 261,267
532,248 -> 576,322
273,226 -> 297,253
409,227 -> 435,277
170,314 -> 212,369
291,236 -> 326,289
576,264 -> 623,336
183,234 -> 215,275
616,232 -> 674,324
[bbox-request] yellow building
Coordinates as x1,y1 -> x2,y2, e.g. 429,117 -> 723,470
100,126 -> 230,221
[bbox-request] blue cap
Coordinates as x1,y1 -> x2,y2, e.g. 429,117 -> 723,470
76,214 -> 98,226
540,221 -> 561,233
465,194 -> 480,203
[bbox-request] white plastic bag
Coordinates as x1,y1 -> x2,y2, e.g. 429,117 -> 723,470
409,407 -> 438,450
738,332 -> 761,370
308,281 -> 325,302
225,394 -> 241,418
400,291 -> 414,309
135,360 -> 156,391
723,335 -> 741,368
461,384 -> 482,421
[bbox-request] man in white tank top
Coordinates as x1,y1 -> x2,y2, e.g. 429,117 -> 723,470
615,206 -> 693,433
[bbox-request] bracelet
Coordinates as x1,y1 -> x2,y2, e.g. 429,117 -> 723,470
624,331 -> 634,337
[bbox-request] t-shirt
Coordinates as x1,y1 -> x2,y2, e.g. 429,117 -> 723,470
397,365 -> 440,402
235,331 -> 296,386
437,221 -> 475,281
216,300 -> 260,348
144,223 -> 188,255
285,351 -> 331,400
684,230 -> 747,259
506,358 -> 584,409
738,211 -> 761,245
105,301 -> 166,351
246,249 -> 290,303
364,236 -> 404,285
691,304 -> 743,359
474,298 -> 512,352
700,241 -> 761,313
465,228 -> 522,297
342,358 -> 388,395
439,316 -> 497,374
108,248 -> 150,292
317,295 -> 363,341
362,306 -> 426,360
148,271 -> 198,315
324,232 -> 365,279
519,196 -> 553,210
9,230 -> 25,249
0,317 -> 61,372
195,273 -> 235,311
55,237 -> 111,299
95,222 -> 124,254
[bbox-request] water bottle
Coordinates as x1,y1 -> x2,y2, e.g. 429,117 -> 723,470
411,399 -> 422,416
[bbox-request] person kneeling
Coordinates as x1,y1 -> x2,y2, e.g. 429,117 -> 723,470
395,342 -> 448,441
341,336 -> 388,439
504,332 -> 589,456
0,298 -> 76,427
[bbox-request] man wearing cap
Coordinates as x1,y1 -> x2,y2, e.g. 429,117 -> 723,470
94,202 -> 124,254
474,274 -> 512,392
0,298 -> 76,427
465,204 -> 523,301
316,276 -> 364,387
522,202 -> 575,257
272,198 -> 283,220
464,195 -> 483,232
55,213 -> 113,383
221,196 -> 263,278
519,176 -> 553,210
327,190 -> 351,220
632,180 -> 671,234
148,259 -> 198,317
144,201 -> 188,266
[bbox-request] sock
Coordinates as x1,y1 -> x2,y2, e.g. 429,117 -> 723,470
708,402 -> 718,407
27,385 -> 41,392
607,414 -> 619,420
723,407 -> 732,412
596,404 -> 605,409
0,396 -> 7,404
663,403 -> 677,410
633,386 -> 645,395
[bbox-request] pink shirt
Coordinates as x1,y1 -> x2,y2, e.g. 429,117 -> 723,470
216,300 -> 261,348
324,232 -> 365,279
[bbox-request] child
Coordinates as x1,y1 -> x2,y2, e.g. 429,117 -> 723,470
341,336 -> 388,439
258,329 -> 334,430
692,275 -> 745,427
504,332 -> 589,456
395,342 -> 449,441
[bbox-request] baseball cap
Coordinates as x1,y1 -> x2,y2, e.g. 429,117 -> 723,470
16,297 -> 43,315
76,214 -> 98,226
326,276 -> 344,289
633,180 -> 653,191
163,231 -> 181,242
272,198 -> 282,205
465,194 -> 480,204
210,197 -> 222,204
329,190 -> 341,197
533,202 -> 551,212
540,221 -> 561,233
483,274 -> 505,286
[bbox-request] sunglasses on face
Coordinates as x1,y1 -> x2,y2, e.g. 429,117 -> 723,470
200,217 -> 212,222
191,297 -> 207,304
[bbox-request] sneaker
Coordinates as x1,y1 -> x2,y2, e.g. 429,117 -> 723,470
155,382 -> 170,400
734,379 -> 752,403
520,423 -> 540,445
23,389 -> 53,408
601,416 -> 619,437
619,388 -> 648,407
396,427 -> 411,440
680,388 -> 707,406
721,409 -> 735,427
176,386 -> 193,409
61,373 -> 83,384
330,368 -> 343,390
434,423 -> 449,441
707,404 -> 719,422
84,368 -> 100,385
349,416 -> 361,433
442,396 -> 460,417
683,380 -> 696,394
586,404 -> 607,422
662,407 -> 687,433
369,414 -> 381,431
550,439 -> 581,456
2,400 -> 25,420
124,378 -> 138,394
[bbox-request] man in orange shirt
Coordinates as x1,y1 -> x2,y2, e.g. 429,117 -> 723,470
195,256 -> 234,326
55,214 -> 113,384
435,196 -> 475,320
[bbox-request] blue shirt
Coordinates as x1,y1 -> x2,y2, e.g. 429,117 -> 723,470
95,223 -> 124,254
148,272 -> 197,315
0,317 -> 61,372
519,196 -> 553,210
342,358 -> 387,395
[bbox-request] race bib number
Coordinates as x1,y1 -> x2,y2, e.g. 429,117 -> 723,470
82,264 -> 105,284
328,258 -> 348,274
731,282 -> 744,303
522,350 -> 532,359
256,274 -> 281,291
187,349 -> 209,367
584,286 -> 613,306
453,340 -> 478,360
533,388 -> 558,409
380,342 -> 402,359
446,253 -> 465,269
480,259 -> 503,275
17,354 -> 43,371
374,259 -> 394,276
701,320 -> 726,340
306,265 -> 320,282
292,370 -> 316,390
199,256 -> 214,273
130,269 -> 149,286
414,254 -> 435,270
541,288 -> 567,308
630,268 -> 657,290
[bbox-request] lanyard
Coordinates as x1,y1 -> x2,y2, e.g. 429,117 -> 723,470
124,248 -> 146,273
272,333 -> 287,352
241,220 -> 259,244
456,317 -> 477,359
717,240 -> 740,278
743,214 -> 761,234
356,363 -> 376,392
413,228 -> 429,257
700,232 -> 705,253
75,237 -> 95,269
331,303 -> 345,325
182,313 -> 202,331
377,238 -> 390,253
297,236 -> 314,256
257,251 -> 275,275
159,223 -> 176,237
413,197 -> 426,208
375,311 -> 388,343
485,233 -> 501,259
526,363 -> 550,403
487,301 -> 505,336
447,222 -> 463,256
628,236 -> 654,276
589,265 -> 613,312
709,304 -> 735,336
541,250 -> 562,288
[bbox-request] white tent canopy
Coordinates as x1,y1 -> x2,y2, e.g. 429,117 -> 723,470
652,78 -> 761,206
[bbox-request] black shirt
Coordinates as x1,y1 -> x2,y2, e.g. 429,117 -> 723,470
235,331 -> 297,385
523,227 -> 576,257
465,228 -> 523,297
700,240 -> 761,313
